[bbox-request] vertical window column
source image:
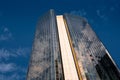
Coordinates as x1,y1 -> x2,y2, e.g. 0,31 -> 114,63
56,15 -> 79,80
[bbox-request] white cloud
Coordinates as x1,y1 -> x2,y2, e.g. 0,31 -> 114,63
0,62 -> 27,80
0,47 -> 30,60
4,27 -> 9,32
0,62 -> 27,79
0,48 -> 17,60
15,47 -> 30,57
0,26 -> 13,41
0,47 -> 30,80
96,9 -> 107,21
70,9 -> 87,17
0,63 -> 16,73
0,73 -> 25,80
0,63 -> 27,80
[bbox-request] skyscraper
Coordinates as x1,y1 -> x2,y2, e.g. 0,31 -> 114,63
27,10 -> 120,80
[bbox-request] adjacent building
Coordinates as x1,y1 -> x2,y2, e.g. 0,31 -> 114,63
27,10 -> 120,80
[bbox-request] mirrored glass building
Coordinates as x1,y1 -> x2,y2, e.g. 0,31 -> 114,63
27,10 -> 120,80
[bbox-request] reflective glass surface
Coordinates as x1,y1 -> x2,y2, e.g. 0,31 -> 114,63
27,10 -> 120,80
27,10 -> 64,80
64,14 -> 120,80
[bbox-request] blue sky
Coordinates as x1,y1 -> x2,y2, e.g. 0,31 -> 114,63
0,0 -> 120,80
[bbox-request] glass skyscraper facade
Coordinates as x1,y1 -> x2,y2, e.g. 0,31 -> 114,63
27,10 -> 120,80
